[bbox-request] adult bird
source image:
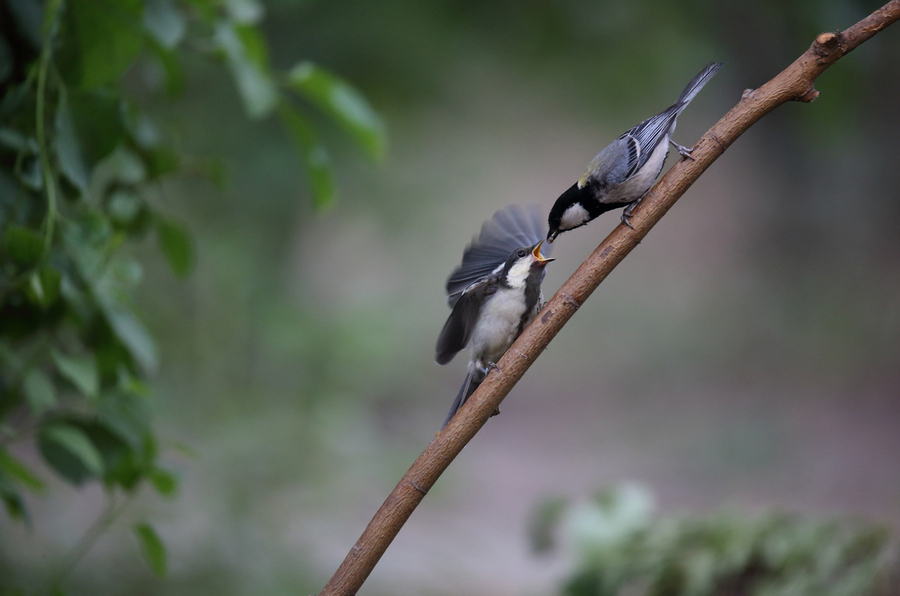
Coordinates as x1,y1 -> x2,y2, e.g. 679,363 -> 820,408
547,61 -> 723,242
436,204 -> 554,428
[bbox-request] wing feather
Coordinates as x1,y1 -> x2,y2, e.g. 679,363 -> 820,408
619,62 -> 723,178
435,279 -> 489,365
445,204 -> 549,306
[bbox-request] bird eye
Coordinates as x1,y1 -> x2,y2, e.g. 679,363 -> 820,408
517,250 -> 527,258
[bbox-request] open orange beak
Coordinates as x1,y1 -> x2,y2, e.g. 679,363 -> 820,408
532,241 -> 554,264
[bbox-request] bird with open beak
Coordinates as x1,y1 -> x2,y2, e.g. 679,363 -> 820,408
436,204 -> 554,428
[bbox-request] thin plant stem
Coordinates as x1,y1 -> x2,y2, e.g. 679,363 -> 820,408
47,490 -> 134,593
35,0 -> 64,260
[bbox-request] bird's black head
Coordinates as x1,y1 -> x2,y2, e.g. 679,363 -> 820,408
547,183 -> 590,243
501,242 -> 554,288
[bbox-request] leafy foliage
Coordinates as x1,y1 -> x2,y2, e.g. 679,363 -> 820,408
531,485 -> 897,596
0,0 -> 384,585
134,521 -> 167,576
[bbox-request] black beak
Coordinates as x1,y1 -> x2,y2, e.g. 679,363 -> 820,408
546,229 -> 559,244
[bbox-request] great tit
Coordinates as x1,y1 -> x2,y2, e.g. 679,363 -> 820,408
547,61 -> 723,242
435,204 -> 554,428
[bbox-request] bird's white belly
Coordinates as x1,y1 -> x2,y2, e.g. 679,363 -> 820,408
471,288 -> 528,365
602,135 -> 670,205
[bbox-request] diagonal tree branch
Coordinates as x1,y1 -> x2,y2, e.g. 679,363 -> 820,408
319,2 -> 900,594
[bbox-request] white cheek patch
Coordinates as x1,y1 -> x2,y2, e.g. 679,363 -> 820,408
506,259 -> 531,289
560,203 -> 590,231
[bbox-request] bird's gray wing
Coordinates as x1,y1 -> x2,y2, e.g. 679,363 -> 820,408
445,204 -> 549,306
435,277 -> 495,365
581,137 -> 635,188
619,107 -> 679,177
619,62 -> 723,178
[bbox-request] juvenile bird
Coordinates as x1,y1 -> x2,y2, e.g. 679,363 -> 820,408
547,61 -> 723,242
436,205 -> 554,428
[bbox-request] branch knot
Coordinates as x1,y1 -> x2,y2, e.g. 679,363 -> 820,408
797,86 -> 820,103
813,31 -> 847,57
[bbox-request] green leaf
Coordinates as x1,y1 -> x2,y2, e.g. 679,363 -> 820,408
0,448 -> 45,491
143,0 -> 186,49
0,471 -> 30,523
58,0 -> 145,89
146,39 -> 185,97
215,21 -> 278,119
62,213 -> 109,278
26,266 -> 62,307
55,94 -> 90,193
155,216 -> 195,278
4,225 -> 44,264
39,423 -> 104,484
102,304 -> 159,374
52,350 -> 99,398
23,368 -> 56,414
149,467 -> 178,497
0,127 -> 39,154
97,392 -> 151,448
66,90 -> 127,166
232,22 -> 269,69
134,523 -> 167,576
279,105 -> 335,209
81,421 -> 142,489
286,62 -> 387,161
40,266 -> 61,304
142,146 -> 180,179
96,145 -> 147,189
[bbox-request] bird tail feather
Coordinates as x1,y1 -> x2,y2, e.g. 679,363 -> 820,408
677,61 -> 724,108
441,367 -> 483,429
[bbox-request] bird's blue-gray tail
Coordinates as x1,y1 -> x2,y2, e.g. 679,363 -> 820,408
677,62 -> 724,108
441,368 -> 483,429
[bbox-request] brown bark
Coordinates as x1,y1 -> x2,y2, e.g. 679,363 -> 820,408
319,2 -> 900,594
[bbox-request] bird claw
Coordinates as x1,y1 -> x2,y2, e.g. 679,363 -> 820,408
670,139 -> 695,160
486,362 -> 502,375
621,200 -> 639,229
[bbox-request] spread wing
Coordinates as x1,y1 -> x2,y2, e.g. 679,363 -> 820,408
435,277 -> 494,365
445,204 -> 549,307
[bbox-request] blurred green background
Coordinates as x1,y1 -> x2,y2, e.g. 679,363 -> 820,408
4,0 -> 900,594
